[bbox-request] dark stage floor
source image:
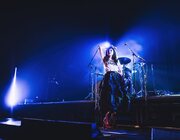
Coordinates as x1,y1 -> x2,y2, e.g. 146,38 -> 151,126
0,118 -> 151,140
1,118 -> 180,140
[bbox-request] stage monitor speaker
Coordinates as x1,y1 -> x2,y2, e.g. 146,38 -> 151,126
151,128 -> 180,140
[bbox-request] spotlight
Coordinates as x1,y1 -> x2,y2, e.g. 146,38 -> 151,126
6,67 -> 18,107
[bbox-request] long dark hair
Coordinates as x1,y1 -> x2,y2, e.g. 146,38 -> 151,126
103,46 -> 118,64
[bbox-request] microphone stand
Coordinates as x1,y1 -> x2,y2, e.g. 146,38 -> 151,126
85,66 -> 96,100
127,46 -> 147,101
85,46 -> 100,101
126,45 -> 149,125
128,47 -> 136,98
128,47 -> 145,62
88,47 -> 99,68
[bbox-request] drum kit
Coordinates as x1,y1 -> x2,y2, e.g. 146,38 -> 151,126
118,56 -> 148,99
118,57 -> 134,98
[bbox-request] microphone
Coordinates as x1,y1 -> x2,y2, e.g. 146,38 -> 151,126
111,44 -> 117,50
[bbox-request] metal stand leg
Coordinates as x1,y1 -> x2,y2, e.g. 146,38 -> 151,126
85,72 -> 94,100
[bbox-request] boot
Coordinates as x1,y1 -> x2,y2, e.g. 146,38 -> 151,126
109,112 -> 117,128
103,111 -> 112,129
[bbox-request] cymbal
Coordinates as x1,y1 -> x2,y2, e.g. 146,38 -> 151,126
118,57 -> 131,65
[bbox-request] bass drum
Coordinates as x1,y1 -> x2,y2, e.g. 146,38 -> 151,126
123,67 -> 135,99
132,62 -> 146,95
123,67 -> 132,79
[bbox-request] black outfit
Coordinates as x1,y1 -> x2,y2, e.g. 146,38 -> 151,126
99,71 -> 127,127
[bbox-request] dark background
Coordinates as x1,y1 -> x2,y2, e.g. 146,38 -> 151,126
0,1 -> 180,105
